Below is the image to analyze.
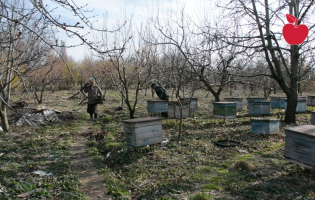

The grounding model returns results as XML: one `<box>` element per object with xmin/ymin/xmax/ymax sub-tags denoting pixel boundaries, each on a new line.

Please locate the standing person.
<box><xmin>151</xmin><ymin>83</ymin><xmax>169</xmax><ymax>117</ymax></box>
<box><xmin>80</xmin><ymin>78</ymin><xmax>103</xmax><ymax>121</ymax></box>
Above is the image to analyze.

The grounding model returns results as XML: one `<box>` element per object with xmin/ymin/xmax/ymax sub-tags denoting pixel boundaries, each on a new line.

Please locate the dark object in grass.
<box><xmin>215</xmin><ymin>140</ymin><xmax>241</xmax><ymax>148</ymax></box>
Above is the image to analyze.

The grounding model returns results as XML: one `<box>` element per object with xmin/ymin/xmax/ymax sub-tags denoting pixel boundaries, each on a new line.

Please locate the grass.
<box><xmin>0</xmin><ymin>115</ymin><xmax>86</xmax><ymax>199</ymax></box>
<box><xmin>2</xmin><ymin>89</ymin><xmax>315</xmax><ymax>199</ymax></box>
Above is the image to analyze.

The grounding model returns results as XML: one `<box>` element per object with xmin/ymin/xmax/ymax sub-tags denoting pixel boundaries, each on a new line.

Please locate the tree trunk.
<box><xmin>285</xmin><ymin>93</ymin><xmax>297</xmax><ymax>123</ymax></box>
<box><xmin>214</xmin><ymin>94</ymin><xmax>220</xmax><ymax>102</ymax></box>
<box><xmin>0</xmin><ymin>106</ymin><xmax>9</xmax><ymax>132</ymax></box>
<box><xmin>129</xmin><ymin>109</ymin><xmax>135</xmax><ymax>119</ymax></box>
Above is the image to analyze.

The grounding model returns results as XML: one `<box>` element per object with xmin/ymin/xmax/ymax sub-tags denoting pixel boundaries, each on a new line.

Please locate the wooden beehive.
<box><xmin>307</xmin><ymin>96</ymin><xmax>315</xmax><ymax>106</ymax></box>
<box><xmin>168</xmin><ymin>101</ymin><xmax>190</xmax><ymax>119</ymax></box>
<box><xmin>284</xmin><ymin>125</ymin><xmax>315</xmax><ymax>167</ymax></box>
<box><xmin>224</xmin><ymin>98</ymin><xmax>243</xmax><ymax>112</ymax></box>
<box><xmin>213</xmin><ymin>102</ymin><xmax>237</xmax><ymax>119</ymax></box>
<box><xmin>251</xmin><ymin>119</ymin><xmax>280</xmax><ymax>134</ymax></box>
<box><xmin>246</xmin><ymin>97</ymin><xmax>265</xmax><ymax>107</ymax></box>
<box><xmin>180</xmin><ymin>98</ymin><xmax>198</xmax><ymax>112</ymax></box>
<box><xmin>270</xmin><ymin>97</ymin><xmax>286</xmax><ymax>109</ymax></box>
<box><xmin>284</xmin><ymin>98</ymin><xmax>306</xmax><ymax>113</ymax></box>
<box><xmin>311</xmin><ymin>112</ymin><xmax>315</xmax><ymax>125</ymax></box>
<box><xmin>248</xmin><ymin>101</ymin><xmax>271</xmax><ymax>116</ymax></box>
<box><xmin>147</xmin><ymin>100</ymin><xmax>167</xmax><ymax>113</ymax></box>
<box><xmin>123</xmin><ymin>117</ymin><xmax>163</xmax><ymax>148</ymax></box>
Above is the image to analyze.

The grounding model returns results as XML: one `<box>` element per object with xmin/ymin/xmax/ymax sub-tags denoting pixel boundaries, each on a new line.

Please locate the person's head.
<box><xmin>151</xmin><ymin>83</ymin><xmax>156</xmax><ymax>89</ymax></box>
<box><xmin>89</xmin><ymin>78</ymin><xmax>95</xmax><ymax>86</ymax></box>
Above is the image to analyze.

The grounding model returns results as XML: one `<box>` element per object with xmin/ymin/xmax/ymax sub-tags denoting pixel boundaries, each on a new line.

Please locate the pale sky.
<box><xmin>44</xmin><ymin>0</ymin><xmax>215</xmax><ymax>61</ymax></box>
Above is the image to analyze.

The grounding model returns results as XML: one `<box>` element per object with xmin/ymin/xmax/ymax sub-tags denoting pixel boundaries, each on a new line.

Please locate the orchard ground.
<box><xmin>1</xmin><ymin>89</ymin><xmax>315</xmax><ymax>200</ymax></box>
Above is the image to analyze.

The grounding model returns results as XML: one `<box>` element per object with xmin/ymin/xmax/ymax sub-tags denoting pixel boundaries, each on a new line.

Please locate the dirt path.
<box><xmin>70</xmin><ymin>125</ymin><xmax>111</xmax><ymax>200</ymax></box>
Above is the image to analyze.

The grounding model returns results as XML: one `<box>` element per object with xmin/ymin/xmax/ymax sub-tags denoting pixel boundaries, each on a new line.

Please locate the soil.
<box><xmin>70</xmin><ymin>123</ymin><xmax>112</xmax><ymax>200</ymax></box>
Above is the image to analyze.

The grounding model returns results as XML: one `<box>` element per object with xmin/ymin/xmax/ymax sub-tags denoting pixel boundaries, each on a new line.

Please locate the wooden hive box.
<box><xmin>213</xmin><ymin>102</ymin><xmax>237</xmax><ymax>119</ymax></box>
<box><xmin>248</xmin><ymin>101</ymin><xmax>271</xmax><ymax>116</ymax></box>
<box><xmin>180</xmin><ymin>98</ymin><xmax>198</xmax><ymax>112</ymax></box>
<box><xmin>168</xmin><ymin>101</ymin><xmax>190</xmax><ymax>119</ymax></box>
<box><xmin>284</xmin><ymin>98</ymin><xmax>306</xmax><ymax>113</ymax></box>
<box><xmin>224</xmin><ymin>98</ymin><xmax>243</xmax><ymax>112</ymax></box>
<box><xmin>246</xmin><ymin>97</ymin><xmax>265</xmax><ymax>107</ymax></box>
<box><xmin>147</xmin><ymin>100</ymin><xmax>167</xmax><ymax>113</ymax></box>
<box><xmin>311</xmin><ymin>112</ymin><xmax>315</xmax><ymax>125</ymax></box>
<box><xmin>122</xmin><ymin>117</ymin><xmax>163</xmax><ymax>148</ymax></box>
<box><xmin>251</xmin><ymin>119</ymin><xmax>280</xmax><ymax>134</ymax></box>
<box><xmin>270</xmin><ymin>97</ymin><xmax>286</xmax><ymax>109</ymax></box>
<box><xmin>284</xmin><ymin>125</ymin><xmax>315</xmax><ymax>167</ymax></box>
<box><xmin>307</xmin><ymin>96</ymin><xmax>315</xmax><ymax>106</ymax></box>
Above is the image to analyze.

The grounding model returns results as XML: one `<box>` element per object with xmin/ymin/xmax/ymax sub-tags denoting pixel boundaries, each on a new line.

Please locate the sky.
<box><xmin>44</xmin><ymin>0</ymin><xmax>215</xmax><ymax>61</ymax></box>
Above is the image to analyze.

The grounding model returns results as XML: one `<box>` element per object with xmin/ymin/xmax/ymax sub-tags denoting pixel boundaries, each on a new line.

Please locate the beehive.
<box><xmin>311</xmin><ymin>112</ymin><xmax>315</xmax><ymax>125</ymax></box>
<box><xmin>270</xmin><ymin>97</ymin><xmax>286</xmax><ymax>109</ymax></box>
<box><xmin>213</xmin><ymin>102</ymin><xmax>237</xmax><ymax>119</ymax></box>
<box><xmin>224</xmin><ymin>98</ymin><xmax>243</xmax><ymax>112</ymax></box>
<box><xmin>180</xmin><ymin>98</ymin><xmax>198</xmax><ymax>112</ymax></box>
<box><xmin>307</xmin><ymin>96</ymin><xmax>315</xmax><ymax>106</ymax></box>
<box><xmin>147</xmin><ymin>100</ymin><xmax>167</xmax><ymax>113</ymax></box>
<box><xmin>248</xmin><ymin>101</ymin><xmax>271</xmax><ymax>116</ymax></box>
<box><xmin>123</xmin><ymin>117</ymin><xmax>163</xmax><ymax>148</ymax></box>
<box><xmin>168</xmin><ymin>101</ymin><xmax>190</xmax><ymax>119</ymax></box>
<box><xmin>284</xmin><ymin>98</ymin><xmax>306</xmax><ymax>113</ymax></box>
<box><xmin>246</xmin><ymin>97</ymin><xmax>265</xmax><ymax>107</ymax></box>
<box><xmin>251</xmin><ymin>119</ymin><xmax>280</xmax><ymax>134</ymax></box>
<box><xmin>284</xmin><ymin>125</ymin><xmax>315</xmax><ymax>167</ymax></box>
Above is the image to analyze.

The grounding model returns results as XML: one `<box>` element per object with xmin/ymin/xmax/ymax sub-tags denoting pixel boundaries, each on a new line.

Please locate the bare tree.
<box><xmin>0</xmin><ymin>0</ymin><xmax>56</xmax><ymax>131</ymax></box>
<box><xmin>218</xmin><ymin>0</ymin><xmax>315</xmax><ymax>123</ymax></box>
<box><xmin>98</xmin><ymin>18</ymin><xmax>155</xmax><ymax>119</ymax></box>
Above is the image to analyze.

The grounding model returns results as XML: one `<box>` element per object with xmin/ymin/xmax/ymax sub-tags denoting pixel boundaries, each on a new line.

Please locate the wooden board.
<box><xmin>307</xmin><ymin>96</ymin><xmax>315</xmax><ymax>106</ymax></box>
<box><xmin>213</xmin><ymin>102</ymin><xmax>237</xmax><ymax>119</ymax></box>
<box><xmin>284</xmin><ymin>125</ymin><xmax>315</xmax><ymax>167</ymax></box>
<box><xmin>224</xmin><ymin>98</ymin><xmax>243</xmax><ymax>112</ymax></box>
<box><xmin>147</xmin><ymin>101</ymin><xmax>167</xmax><ymax>113</ymax></box>
<box><xmin>248</xmin><ymin>102</ymin><xmax>271</xmax><ymax>116</ymax></box>
<box><xmin>124</xmin><ymin>124</ymin><xmax>162</xmax><ymax>135</ymax></box>
<box><xmin>180</xmin><ymin>98</ymin><xmax>198</xmax><ymax>111</ymax></box>
<box><xmin>246</xmin><ymin>98</ymin><xmax>265</xmax><ymax>107</ymax></box>
<box><xmin>251</xmin><ymin>119</ymin><xmax>279</xmax><ymax>134</ymax></box>
<box><xmin>270</xmin><ymin>97</ymin><xmax>286</xmax><ymax>109</ymax></box>
<box><xmin>284</xmin><ymin>99</ymin><xmax>307</xmax><ymax>113</ymax></box>
<box><xmin>123</xmin><ymin>117</ymin><xmax>163</xmax><ymax>148</ymax></box>
<box><xmin>168</xmin><ymin>102</ymin><xmax>190</xmax><ymax>119</ymax></box>
<box><xmin>311</xmin><ymin>112</ymin><xmax>315</xmax><ymax>125</ymax></box>
<box><xmin>284</xmin><ymin>157</ymin><xmax>314</xmax><ymax>169</ymax></box>
<box><xmin>125</xmin><ymin>135</ymin><xmax>164</xmax><ymax>148</ymax></box>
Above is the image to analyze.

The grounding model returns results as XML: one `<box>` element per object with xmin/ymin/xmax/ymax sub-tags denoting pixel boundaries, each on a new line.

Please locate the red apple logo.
<box><xmin>283</xmin><ymin>14</ymin><xmax>309</xmax><ymax>45</ymax></box>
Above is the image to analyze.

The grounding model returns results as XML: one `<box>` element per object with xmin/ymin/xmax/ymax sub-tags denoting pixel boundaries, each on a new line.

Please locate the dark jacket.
<box><xmin>154</xmin><ymin>85</ymin><xmax>169</xmax><ymax>100</ymax></box>
<box><xmin>83</xmin><ymin>85</ymin><xmax>103</xmax><ymax>104</ymax></box>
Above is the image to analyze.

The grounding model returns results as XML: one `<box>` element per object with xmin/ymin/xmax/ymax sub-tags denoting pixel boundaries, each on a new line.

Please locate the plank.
<box><xmin>284</xmin><ymin>157</ymin><xmax>314</xmax><ymax>169</ymax></box>
<box><xmin>285</xmin><ymin>125</ymin><xmax>315</xmax><ymax>138</ymax></box>
<box><xmin>286</xmin><ymin>136</ymin><xmax>315</xmax><ymax>154</ymax></box>
<box><xmin>123</xmin><ymin>117</ymin><xmax>162</xmax><ymax>123</ymax></box>
<box><xmin>124</xmin><ymin>124</ymin><xmax>162</xmax><ymax>135</ymax></box>
<box><xmin>284</xmin><ymin>147</ymin><xmax>315</xmax><ymax>167</ymax></box>
<box><xmin>123</xmin><ymin>118</ymin><xmax>162</xmax><ymax>128</ymax></box>
<box><xmin>126</xmin><ymin>136</ymin><xmax>164</xmax><ymax>148</ymax></box>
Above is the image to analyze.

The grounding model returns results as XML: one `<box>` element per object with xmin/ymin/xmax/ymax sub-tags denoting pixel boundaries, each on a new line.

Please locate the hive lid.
<box><xmin>180</xmin><ymin>98</ymin><xmax>197</xmax><ymax>100</ymax></box>
<box><xmin>213</xmin><ymin>102</ymin><xmax>237</xmax><ymax>104</ymax></box>
<box><xmin>122</xmin><ymin>117</ymin><xmax>163</xmax><ymax>123</ymax></box>
<box><xmin>224</xmin><ymin>98</ymin><xmax>243</xmax><ymax>100</ymax></box>
<box><xmin>250</xmin><ymin>118</ymin><xmax>280</xmax><ymax>122</ymax></box>
<box><xmin>168</xmin><ymin>101</ymin><xmax>189</xmax><ymax>105</ymax></box>
<box><xmin>147</xmin><ymin>100</ymin><xmax>167</xmax><ymax>102</ymax></box>
<box><xmin>285</xmin><ymin>125</ymin><xmax>315</xmax><ymax>136</ymax></box>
